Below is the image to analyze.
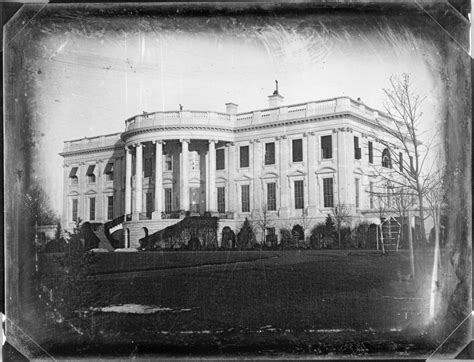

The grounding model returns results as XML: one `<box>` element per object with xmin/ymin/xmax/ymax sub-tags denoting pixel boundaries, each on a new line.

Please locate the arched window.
<box><xmin>382</xmin><ymin>148</ymin><xmax>392</xmax><ymax>168</ymax></box>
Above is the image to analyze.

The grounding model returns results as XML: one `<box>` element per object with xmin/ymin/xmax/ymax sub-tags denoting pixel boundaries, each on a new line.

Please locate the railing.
<box><xmin>63</xmin><ymin>133</ymin><xmax>123</xmax><ymax>152</ymax></box>
<box><xmin>120</xmin><ymin>97</ymin><xmax>392</xmax><ymax>134</ymax></box>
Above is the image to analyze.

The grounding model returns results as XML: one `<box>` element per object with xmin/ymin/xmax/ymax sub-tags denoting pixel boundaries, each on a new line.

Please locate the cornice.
<box><xmin>121</xmin><ymin>124</ymin><xmax>234</xmax><ymax>141</ymax></box>
<box><xmin>59</xmin><ymin>145</ymin><xmax>125</xmax><ymax>158</ymax></box>
<box><xmin>61</xmin><ymin>110</ymin><xmax>412</xmax><ymax>157</ymax></box>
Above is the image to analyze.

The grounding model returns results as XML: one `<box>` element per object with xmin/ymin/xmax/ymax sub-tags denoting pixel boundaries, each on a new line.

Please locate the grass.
<box><xmin>33</xmin><ymin>249</ymin><xmax>441</xmax><ymax>358</ymax></box>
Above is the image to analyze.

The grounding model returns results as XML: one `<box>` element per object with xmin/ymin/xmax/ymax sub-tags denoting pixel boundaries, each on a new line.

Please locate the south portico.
<box><xmin>123</xmin><ymin>136</ymin><xmax>227</xmax><ymax>244</ymax></box>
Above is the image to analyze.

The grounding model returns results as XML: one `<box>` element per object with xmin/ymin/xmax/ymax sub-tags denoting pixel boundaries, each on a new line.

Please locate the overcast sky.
<box><xmin>12</xmin><ymin>12</ymin><xmax>446</xmax><ymax>213</ymax></box>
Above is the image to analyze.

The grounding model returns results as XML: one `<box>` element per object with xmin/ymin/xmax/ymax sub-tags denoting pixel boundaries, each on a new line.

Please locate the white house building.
<box><xmin>60</xmin><ymin>92</ymin><xmax>414</xmax><ymax>247</ymax></box>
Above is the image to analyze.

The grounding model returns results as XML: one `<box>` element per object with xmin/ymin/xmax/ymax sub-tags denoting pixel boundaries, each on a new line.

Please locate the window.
<box><xmin>266</xmin><ymin>227</ymin><xmax>277</xmax><ymax>244</ymax></box>
<box><xmin>382</xmin><ymin>148</ymin><xmax>392</xmax><ymax>168</ymax></box>
<box><xmin>369</xmin><ymin>182</ymin><xmax>374</xmax><ymax>209</ymax></box>
<box><xmin>323</xmin><ymin>178</ymin><xmax>334</xmax><ymax>208</ymax></box>
<box><xmin>217</xmin><ymin>187</ymin><xmax>225</xmax><ymax>213</ymax></box>
<box><xmin>321</xmin><ymin>135</ymin><xmax>332</xmax><ymax>159</ymax></box>
<box><xmin>267</xmin><ymin>182</ymin><xmax>276</xmax><ymax>211</ymax></box>
<box><xmin>144</xmin><ymin>157</ymin><xmax>153</xmax><ymax>177</ymax></box>
<box><xmin>69</xmin><ymin>167</ymin><xmax>79</xmax><ymax>185</ymax></box>
<box><xmin>294</xmin><ymin>180</ymin><xmax>304</xmax><ymax>209</ymax></box>
<box><xmin>240</xmin><ymin>146</ymin><xmax>249</xmax><ymax>168</ymax></box>
<box><xmin>409</xmin><ymin>155</ymin><xmax>414</xmax><ymax>172</ymax></box>
<box><xmin>216</xmin><ymin>149</ymin><xmax>225</xmax><ymax>170</ymax></box>
<box><xmin>165</xmin><ymin>154</ymin><xmax>173</xmax><ymax>171</ymax></box>
<box><xmin>86</xmin><ymin>165</ymin><xmax>96</xmax><ymax>183</ymax></box>
<box><xmin>145</xmin><ymin>192</ymin><xmax>153</xmax><ymax>217</ymax></box>
<box><xmin>72</xmin><ymin>199</ymin><xmax>78</xmax><ymax>222</ymax></box>
<box><xmin>265</xmin><ymin>142</ymin><xmax>275</xmax><ymax>165</ymax></box>
<box><xmin>399</xmin><ymin>152</ymin><xmax>403</xmax><ymax>172</ymax></box>
<box><xmin>241</xmin><ymin>184</ymin><xmax>250</xmax><ymax>212</ymax></box>
<box><xmin>104</xmin><ymin>163</ymin><xmax>114</xmax><ymax>181</ymax></box>
<box><xmin>107</xmin><ymin>196</ymin><xmax>114</xmax><ymax>220</ymax></box>
<box><xmin>354</xmin><ymin>136</ymin><xmax>361</xmax><ymax>160</ymax></box>
<box><xmin>89</xmin><ymin>197</ymin><xmax>96</xmax><ymax>221</ymax></box>
<box><xmin>355</xmin><ymin>178</ymin><xmax>360</xmax><ymax>208</ymax></box>
<box><xmin>292</xmin><ymin>139</ymin><xmax>303</xmax><ymax>162</ymax></box>
<box><xmin>164</xmin><ymin>188</ymin><xmax>172</xmax><ymax>213</ymax></box>
<box><xmin>368</xmin><ymin>141</ymin><xmax>373</xmax><ymax>164</ymax></box>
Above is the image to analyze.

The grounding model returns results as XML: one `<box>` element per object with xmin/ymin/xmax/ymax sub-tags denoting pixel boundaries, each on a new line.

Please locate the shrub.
<box><xmin>279</xmin><ymin>228</ymin><xmax>294</xmax><ymax>249</ymax></box>
<box><xmin>236</xmin><ymin>218</ymin><xmax>256</xmax><ymax>250</ymax></box>
<box><xmin>139</xmin><ymin>216</ymin><xmax>218</xmax><ymax>250</ymax></box>
<box><xmin>221</xmin><ymin>226</ymin><xmax>236</xmax><ymax>249</ymax></box>
<box><xmin>339</xmin><ymin>226</ymin><xmax>354</xmax><ymax>249</ymax></box>
<box><xmin>310</xmin><ymin>223</ymin><xmax>325</xmax><ymax>249</ymax></box>
<box><xmin>353</xmin><ymin>223</ymin><xmax>371</xmax><ymax>249</ymax></box>
<box><xmin>325</xmin><ymin>215</ymin><xmax>336</xmax><ymax>237</ymax></box>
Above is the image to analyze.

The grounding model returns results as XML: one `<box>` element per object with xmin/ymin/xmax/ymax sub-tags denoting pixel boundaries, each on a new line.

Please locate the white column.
<box><xmin>336</xmin><ymin>129</ymin><xmax>352</xmax><ymax>209</ymax></box>
<box><xmin>125</xmin><ymin>146</ymin><xmax>132</xmax><ymax>216</ymax></box>
<box><xmin>180</xmin><ymin>139</ymin><xmax>189</xmax><ymax>211</ymax></box>
<box><xmin>278</xmin><ymin>135</ymin><xmax>290</xmax><ymax>217</ymax></box>
<box><xmin>251</xmin><ymin>139</ymin><xmax>262</xmax><ymax>215</ymax></box>
<box><xmin>307</xmin><ymin>131</ymin><xmax>317</xmax><ymax>213</ymax></box>
<box><xmin>227</xmin><ymin>143</ymin><xmax>235</xmax><ymax>213</ymax></box>
<box><xmin>134</xmin><ymin>142</ymin><xmax>143</xmax><ymax>218</ymax></box>
<box><xmin>208</xmin><ymin>140</ymin><xmax>217</xmax><ymax>213</ymax></box>
<box><xmin>153</xmin><ymin>140</ymin><xmax>163</xmax><ymax>219</ymax></box>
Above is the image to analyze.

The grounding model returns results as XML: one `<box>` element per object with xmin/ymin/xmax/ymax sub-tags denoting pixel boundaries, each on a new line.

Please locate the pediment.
<box><xmin>68</xmin><ymin>191</ymin><xmax>80</xmax><ymax>197</ymax></box>
<box><xmin>235</xmin><ymin>174</ymin><xmax>252</xmax><ymax>182</ymax></box>
<box><xmin>316</xmin><ymin>166</ymin><xmax>336</xmax><ymax>174</ymax></box>
<box><xmin>287</xmin><ymin>169</ymin><xmax>306</xmax><ymax>178</ymax></box>
<box><xmin>261</xmin><ymin>172</ymin><xmax>279</xmax><ymax>180</ymax></box>
<box><xmin>85</xmin><ymin>189</ymin><xmax>97</xmax><ymax>195</ymax></box>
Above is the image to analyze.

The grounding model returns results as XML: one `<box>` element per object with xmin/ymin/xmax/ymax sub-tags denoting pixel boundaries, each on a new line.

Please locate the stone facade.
<box><xmin>60</xmin><ymin>95</ymin><xmax>414</xmax><ymax>247</ymax></box>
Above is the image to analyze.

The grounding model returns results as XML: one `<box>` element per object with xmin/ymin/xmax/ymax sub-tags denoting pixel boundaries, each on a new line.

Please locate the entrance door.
<box><xmin>189</xmin><ymin>187</ymin><xmax>201</xmax><ymax>213</ymax></box>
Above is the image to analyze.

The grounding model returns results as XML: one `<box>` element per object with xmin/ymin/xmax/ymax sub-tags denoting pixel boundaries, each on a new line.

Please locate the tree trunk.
<box><xmin>418</xmin><ymin>189</ymin><xmax>427</xmax><ymax>244</ymax></box>
<box><xmin>407</xmin><ymin>210</ymin><xmax>415</xmax><ymax>278</ymax></box>
<box><xmin>429</xmin><ymin>207</ymin><xmax>440</xmax><ymax>319</ymax></box>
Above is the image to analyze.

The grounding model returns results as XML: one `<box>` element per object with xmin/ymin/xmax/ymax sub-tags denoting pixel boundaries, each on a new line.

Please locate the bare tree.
<box><xmin>332</xmin><ymin>203</ymin><xmax>351</xmax><ymax>249</ymax></box>
<box><xmin>377</xmin><ymin>73</ymin><xmax>436</xmax><ymax>243</ymax></box>
<box><xmin>391</xmin><ymin>182</ymin><xmax>417</xmax><ymax>277</ymax></box>
<box><xmin>251</xmin><ymin>203</ymin><xmax>274</xmax><ymax>247</ymax></box>
<box><xmin>424</xmin><ymin>159</ymin><xmax>447</xmax><ymax>318</ymax></box>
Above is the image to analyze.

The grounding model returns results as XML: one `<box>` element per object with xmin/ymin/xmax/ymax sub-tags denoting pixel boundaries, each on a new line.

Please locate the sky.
<box><xmin>8</xmin><ymin>9</ymin><xmax>447</xmax><ymax>214</ymax></box>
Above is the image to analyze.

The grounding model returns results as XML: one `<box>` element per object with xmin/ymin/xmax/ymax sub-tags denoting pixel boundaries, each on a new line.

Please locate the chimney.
<box><xmin>225</xmin><ymin>102</ymin><xmax>238</xmax><ymax>115</ymax></box>
<box><xmin>268</xmin><ymin>79</ymin><xmax>284</xmax><ymax>108</ymax></box>
<box><xmin>268</xmin><ymin>93</ymin><xmax>284</xmax><ymax>108</ymax></box>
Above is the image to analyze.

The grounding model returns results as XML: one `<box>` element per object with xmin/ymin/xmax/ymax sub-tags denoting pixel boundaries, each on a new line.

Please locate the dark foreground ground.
<box><xmin>28</xmin><ymin>249</ymin><xmax>452</xmax><ymax>358</ymax></box>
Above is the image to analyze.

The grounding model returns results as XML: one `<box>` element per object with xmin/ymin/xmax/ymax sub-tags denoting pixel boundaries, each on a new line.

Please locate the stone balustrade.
<box><xmin>62</xmin><ymin>132</ymin><xmax>123</xmax><ymax>153</ymax></box>
<box><xmin>123</xmin><ymin>97</ymin><xmax>392</xmax><ymax>134</ymax></box>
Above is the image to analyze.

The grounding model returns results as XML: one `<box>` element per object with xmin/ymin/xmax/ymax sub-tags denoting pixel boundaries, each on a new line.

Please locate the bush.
<box><xmin>221</xmin><ymin>226</ymin><xmax>236</xmax><ymax>249</ymax></box>
<box><xmin>339</xmin><ymin>226</ymin><xmax>354</xmax><ymax>249</ymax></box>
<box><xmin>236</xmin><ymin>218</ymin><xmax>256</xmax><ymax>250</ymax></box>
<box><xmin>279</xmin><ymin>228</ymin><xmax>294</xmax><ymax>249</ymax></box>
<box><xmin>310</xmin><ymin>224</ymin><xmax>325</xmax><ymax>249</ymax></box>
<box><xmin>36</xmin><ymin>219</ymin><xmax>101</xmax><ymax>339</ymax></box>
<box><xmin>353</xmin><ymin>223</ymin><xmax>371</xmax><ymax>249</ymax></box>
<box><xmin>139</xmin><ymin>216</ymin><xmax>218</xmax><ymax>251</ymax></box>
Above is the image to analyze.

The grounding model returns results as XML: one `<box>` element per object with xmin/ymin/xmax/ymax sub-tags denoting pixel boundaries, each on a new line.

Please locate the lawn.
<box><xmin>34</xmin><ymin>249</ymin><xmax>439</xmax><ymax>358</ymax></box>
